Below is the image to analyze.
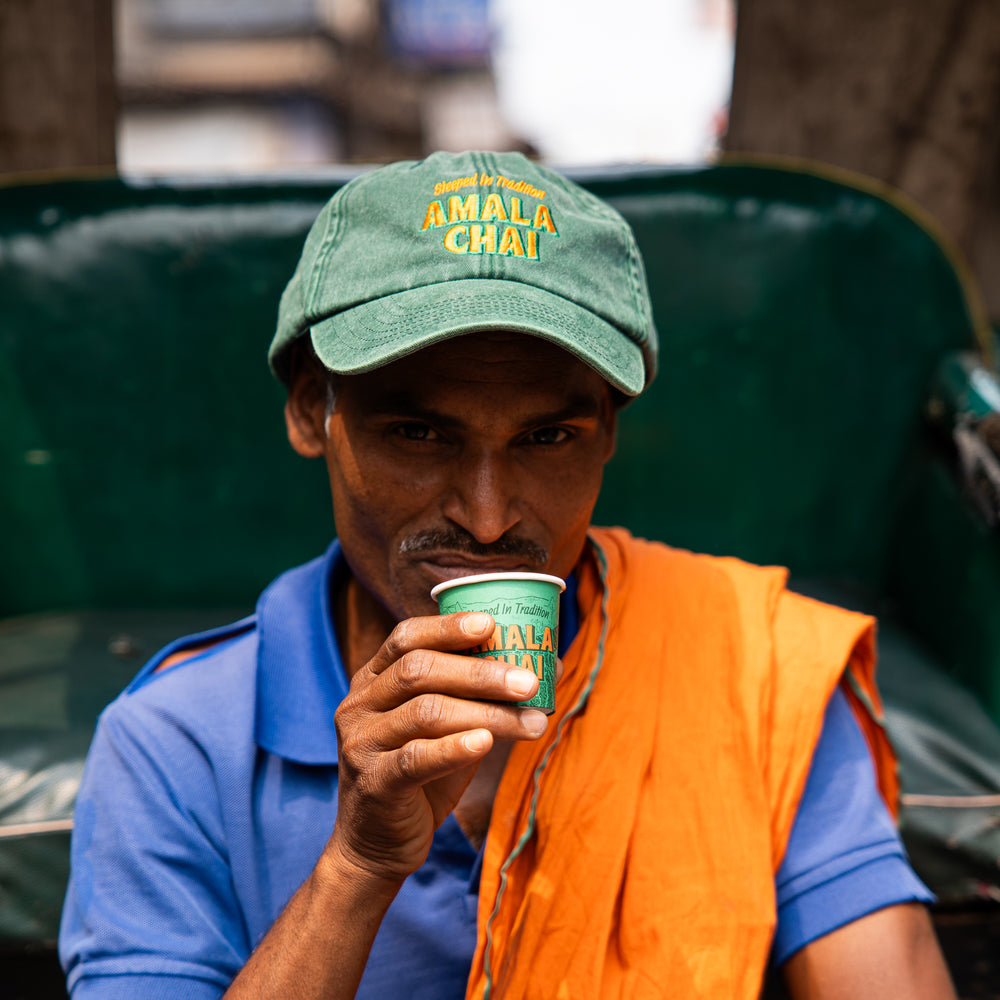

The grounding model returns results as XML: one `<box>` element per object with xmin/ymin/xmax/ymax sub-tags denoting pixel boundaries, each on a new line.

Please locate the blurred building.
<box><xmin>116</xmin><ymin>0</ymin><xmax>519</xmax><ymax>171</ymax></box>
<box><xmin>115</xmin><ymin>0</ymin><xmax>734</xmax><ymax>174</ymax></box>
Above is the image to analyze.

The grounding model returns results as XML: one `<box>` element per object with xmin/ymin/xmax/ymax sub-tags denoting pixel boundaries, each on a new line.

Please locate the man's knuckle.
<box><xmin>395</xmin><ymin>741</ymin><xmax>421</xmax><ymax>779</ymax></box>
<box><xmin>333</xmin><ymin>708</ymin><xmax>351</xmax><ymax>740</ymax></box>
<box><xmin>484</xmin><ymin>701</ymin><xmax>524</xmax><ymax>734</ymax></box>
<box><xmin>410</xmin><ymin>693</ymin><xmax>446</xmax><ymax>729</ymax></box>
<box><xmin>337</xmin><ymin>682</ymin><xmax>369</xmax><ymax>716</ymax></box>
<box><xmin>334</xmin><ymin>698</ymin><xmax>364</xmax><ymax>735</ymax></box>
<box><xmin>337</xmin><ymin>730</ymin><xmax>367</xmax><ymax>768</ymax></box>
<box><xmin>396</xmin><ymin>650</ymin><xmax>432</xmax><ymax>689</ymax></box>
<box><xmin>480</xmin><ymin>701</ymin><xmax>507</xmax><ymax>727</ymax></box>
<box><xmin>384</xmin><ymin>619</ymin><xmax>418</xmax><ymax>659</ymax></box>
<box><xmin>472</xmin><ymin>656</ymin><xmax>504</xmax><ymax>686</ymax></box>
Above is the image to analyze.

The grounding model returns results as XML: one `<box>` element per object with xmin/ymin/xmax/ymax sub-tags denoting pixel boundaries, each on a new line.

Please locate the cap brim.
<box><xmin>307</xmin><ymin>278</ymin><xmax>646</xmax><ymax>396</ymax></box>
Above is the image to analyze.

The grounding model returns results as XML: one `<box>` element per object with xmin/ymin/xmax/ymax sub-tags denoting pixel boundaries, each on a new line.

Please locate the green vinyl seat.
<box><xmin>2</xmin><ymin>160</ymin><xmax>1000</xmax><ymax>954</ymax></box>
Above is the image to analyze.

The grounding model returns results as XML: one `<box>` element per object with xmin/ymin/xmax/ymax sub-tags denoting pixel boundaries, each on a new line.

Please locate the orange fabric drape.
<box><xmin>466</xmin><ymin>528</ymin><xmax>896</xmax><ymax>1000</ymax></box>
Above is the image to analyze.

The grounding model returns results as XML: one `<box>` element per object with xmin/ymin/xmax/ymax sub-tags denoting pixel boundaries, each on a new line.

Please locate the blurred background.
<box><xmin>25</xmin><ymin>0</ymin><xmax>735</xmax><ymax>172</ymax></box>
<box><xmin>4</xmin><ymin>6</ymin><xmax>1000</xmax><ymax>995</ymax></box>
<box><xmin>2</xmin><ymin>0</ymin><xmax>997</xmax><ymax>317</ymax></box>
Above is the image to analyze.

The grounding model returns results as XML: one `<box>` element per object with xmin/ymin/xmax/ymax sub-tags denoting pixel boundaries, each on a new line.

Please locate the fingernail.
<box><xmin>464</xmin><ymin>730</ymin><xmax>490</xmax><ymax>752</ymax></box>
<box><xmin>507</xmin><ymin>669</ymin><xmax>537</xmax><ymax>697</ymax></box>
<box><xmin>462</xmin><ymin>613</ymin><xmax>493</xmax><ymax>636</ymax></box>
<box><xmin>522</xmin><ymin>710</ymin><xmax>548</xmax><ymax>736</ymax></box>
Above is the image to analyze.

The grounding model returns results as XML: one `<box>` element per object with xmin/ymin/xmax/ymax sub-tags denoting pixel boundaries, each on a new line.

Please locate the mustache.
<box><xmin>399</xmin><ymin>528</ymin><xmax>548</xmax><ymax>565</ymax></box>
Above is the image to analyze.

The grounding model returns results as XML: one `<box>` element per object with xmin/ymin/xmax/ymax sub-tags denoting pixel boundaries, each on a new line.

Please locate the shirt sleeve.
<box><xmin>70</xmin><ymin>974</ymin><xmax>224</xmax><ymax>1000</ymax></box>
<box><xmin>59</xmin><ymin>691</ymin><xmax>248</xmax><ymax>998</ymax></box>
<box><xmin>772</xmin><ymin>685</ymin><xmax>933</xmax><ymax>965</ymax></box>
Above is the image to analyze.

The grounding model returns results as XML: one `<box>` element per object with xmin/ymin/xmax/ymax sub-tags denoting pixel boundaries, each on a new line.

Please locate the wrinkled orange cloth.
<box><xmin>466</xmin><ymin>528</ymin><xmax>897</xmax><ymax>1000</ymax></box>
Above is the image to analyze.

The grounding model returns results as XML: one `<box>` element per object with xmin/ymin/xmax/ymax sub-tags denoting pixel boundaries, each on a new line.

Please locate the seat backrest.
<box><xmin>585</xmin><ymin>163</ymin><xmax>985</xmax><ymax>587</ymax></box>
<box><xmin>0</xmin><ymin>162</ymin><xmax>984</xmax><ymax>618</ymax></box>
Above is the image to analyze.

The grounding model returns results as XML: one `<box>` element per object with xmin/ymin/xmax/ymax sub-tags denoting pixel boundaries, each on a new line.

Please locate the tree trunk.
<box><xmin>725</xmin><ymin>0</ymin><xmax>1000</xmax><ymax>320</ymax></box>
<box><xmin>0</xmin><ymin>0</ymin><xmax>116</xmax><ymax>173</ymax></box>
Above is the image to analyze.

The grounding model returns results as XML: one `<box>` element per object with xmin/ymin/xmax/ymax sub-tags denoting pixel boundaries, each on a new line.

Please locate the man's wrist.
<box><xmin>313</xmin><ymin>833</ymin><xmax>409</xmax><ymax>910</ymax></box>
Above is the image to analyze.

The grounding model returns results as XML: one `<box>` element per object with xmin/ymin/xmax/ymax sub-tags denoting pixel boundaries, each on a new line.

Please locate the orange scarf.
<box><xmin>466</xmin><ymin>528</ymin><xmax>896</xmax><ymax>1000</ymax></box>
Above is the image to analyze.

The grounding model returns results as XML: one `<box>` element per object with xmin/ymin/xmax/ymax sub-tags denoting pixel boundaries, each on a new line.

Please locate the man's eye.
<box><xmin>396</xmin><ymin>423</ymin><xmax>439</xmax><ymax>442</ymax></box>
<box><xmin>526</xmin><ymin>426</ymin><xmax>570</xmax><ymax>445</ymax></box>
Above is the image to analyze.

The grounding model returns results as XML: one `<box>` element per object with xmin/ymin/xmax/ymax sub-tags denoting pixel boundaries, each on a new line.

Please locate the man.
<box><xmin>60</xmin><ymin>150</ymin><xmax>955</xmax><ymax>999</ymax></box>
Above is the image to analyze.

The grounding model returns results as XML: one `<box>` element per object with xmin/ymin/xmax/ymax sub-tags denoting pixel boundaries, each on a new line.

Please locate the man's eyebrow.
<box><xmin>364</xmin><ymin>392</ymin><xmax>605</xmax><ymax>426</ymax></box>
<box><xmin>523</xmin><ymin>395</ymin><xmax>605</xmax><ymax>424</ymax></box>
<box><xmin>363</xmin><ymin>394</ymin><xmax>461</xmax><ymax>427</ymax></box>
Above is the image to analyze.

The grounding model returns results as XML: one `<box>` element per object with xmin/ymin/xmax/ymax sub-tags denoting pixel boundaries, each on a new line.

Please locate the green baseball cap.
<box><xmin>270</xmin><ymin>150</ymin><xmax>658</xmax><ymax>395</ymax></box>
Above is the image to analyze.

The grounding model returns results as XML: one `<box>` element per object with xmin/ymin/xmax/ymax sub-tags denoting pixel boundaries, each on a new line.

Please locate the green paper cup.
<box><xmin>430</xmin><ymin>572</ymin><xmax>565</xmax><ymax>714</ymax></box>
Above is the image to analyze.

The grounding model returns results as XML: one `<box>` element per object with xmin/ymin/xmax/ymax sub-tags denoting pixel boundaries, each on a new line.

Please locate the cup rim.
<box><xmin>430</xmin><ymin>571</ymin><xmax>567</xmax><ymax>601</ymax></box>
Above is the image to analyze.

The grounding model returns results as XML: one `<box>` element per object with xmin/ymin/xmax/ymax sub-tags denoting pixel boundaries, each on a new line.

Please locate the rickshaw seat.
<box><xmin>2</xmin><ymin>159</ymin><xmax>999</xmax><ymax>951</ymax></box>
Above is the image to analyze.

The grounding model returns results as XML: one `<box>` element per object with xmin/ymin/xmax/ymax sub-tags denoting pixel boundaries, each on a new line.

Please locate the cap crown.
<box><xmin>271</xmin><ymin>151</ymin><xmax>658</xmax><ymax>394</ymax></box>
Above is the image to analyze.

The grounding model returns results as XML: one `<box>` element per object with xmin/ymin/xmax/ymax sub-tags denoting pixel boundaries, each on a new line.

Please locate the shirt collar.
<box><xmin>254</xmin><ymin>539</ymin><xmax>349</xmax><ymax>765</ymax></box>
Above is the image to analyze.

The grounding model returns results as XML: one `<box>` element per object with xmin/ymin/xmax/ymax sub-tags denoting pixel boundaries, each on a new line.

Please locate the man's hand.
<box><xmin>327</xmin><ymin>610</ymin><xmax>548</xmax><ymax>885</ymax></box>
<box><xmin>225</xmin><ymin>610</ymin><xmax>546</xmax><ymax>1000</ymax></box>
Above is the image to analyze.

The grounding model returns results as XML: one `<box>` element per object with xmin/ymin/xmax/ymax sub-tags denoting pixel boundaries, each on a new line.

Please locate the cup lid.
<box><xmin>430</xmin><ymin>571</ymin><xmax>566</xmax><ymax>601</ymax></box>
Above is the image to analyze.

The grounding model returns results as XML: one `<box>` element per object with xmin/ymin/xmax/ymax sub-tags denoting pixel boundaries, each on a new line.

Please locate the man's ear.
<box><xmin>284</xmin><ymin>364</ymin><xmax>329</xmax><ymax>458</ymax></box>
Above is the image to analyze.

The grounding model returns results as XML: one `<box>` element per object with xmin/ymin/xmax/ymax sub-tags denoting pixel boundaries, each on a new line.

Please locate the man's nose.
<box><xmin>441</xmin><ymin>451</ymin><xmax>522</xmax><ymax>544</ymax></box>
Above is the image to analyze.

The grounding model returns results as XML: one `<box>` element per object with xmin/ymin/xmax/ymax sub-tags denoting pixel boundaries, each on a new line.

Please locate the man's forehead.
<box><xmin>335</xmin><ymin>331</ymin><xmax>614</xmax><ymax>414</ymax></box>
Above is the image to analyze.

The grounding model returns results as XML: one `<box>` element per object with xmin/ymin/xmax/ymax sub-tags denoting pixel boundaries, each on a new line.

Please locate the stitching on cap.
<box><xmin>600</xmin><ymin>195</ymin><xmax>649</xmax><ymax>354</ymax></box>
<box><xmin>578</xmin><ymin>189</ymin><xmax>650</xmax><ymax>356</ymax></box>
<box><xmin>306</xmin><ymin>176</ymin><xmax>356</xmax><ymax>311</ymax></box>
<box><xmin>627</xmin><ymin>235</ymin><xmax>649</xmax><ymax>350</ymax></box>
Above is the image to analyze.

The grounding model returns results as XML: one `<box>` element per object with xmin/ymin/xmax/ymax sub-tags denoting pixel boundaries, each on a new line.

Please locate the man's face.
<box><xmin>292</xmin><ymin>332</ymin><xmax>618</xmax><ymax>624</ymax></box>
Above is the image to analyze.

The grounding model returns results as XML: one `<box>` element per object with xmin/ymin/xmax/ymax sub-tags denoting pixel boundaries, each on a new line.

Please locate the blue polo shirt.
<box><xmin>60</xmin><ymin>541</ymin><xmax>931</xmax><ymax>998</ymax></box>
